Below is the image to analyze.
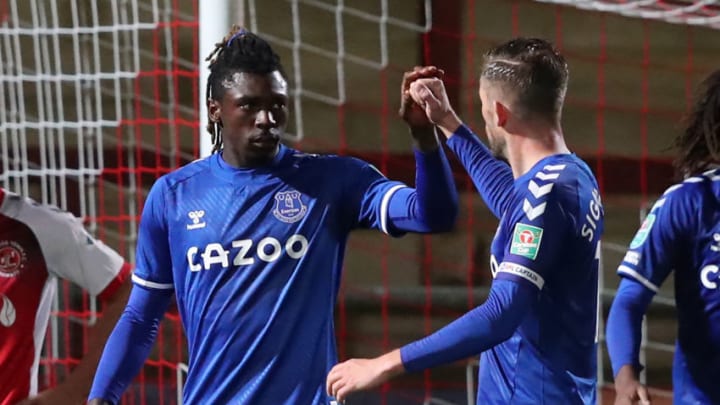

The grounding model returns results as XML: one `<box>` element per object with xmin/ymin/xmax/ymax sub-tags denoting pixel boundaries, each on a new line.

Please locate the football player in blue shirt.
<box><xmin>607</xmin><ymin>69</ymin><xmax>720</xmax><ymax>405</ymax></box>
<box><xmin>327</xmin><ymin>38</ymin><xmax>603</xmax><ymax>405</ymax></box>
<box><xmin>87</xmin><ymin>27</ymin><xmax>458</xmax><ymax>405</ymax></box>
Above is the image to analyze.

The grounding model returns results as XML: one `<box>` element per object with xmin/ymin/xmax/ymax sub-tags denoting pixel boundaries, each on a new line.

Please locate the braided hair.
<box><xmin>205</xmin><ymin>25</ymin><xmax>284</xmax><ymax>153</ymax></box>
<box><xmin>674</xmin><ymin>69</ymin><xmax>720</xmax><ymax>178</ymax></box>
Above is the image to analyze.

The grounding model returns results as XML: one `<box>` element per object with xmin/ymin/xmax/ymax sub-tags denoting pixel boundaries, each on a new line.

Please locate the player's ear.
<box><xmin>208</xmin><ymin>98</ymin><xmax>222</xmax><ymax>124</ymax></box>
<box><xmin>494</xmin><ymin>101</ymin><xmax>509</xmax><ymax>128</ymax></box>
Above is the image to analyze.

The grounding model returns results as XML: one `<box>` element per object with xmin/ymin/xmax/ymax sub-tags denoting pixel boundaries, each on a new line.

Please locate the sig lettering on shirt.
<box><xmin>581</xmin><ymin>188</ymin><xmax>603</xmax><ymax>242</ymax></box>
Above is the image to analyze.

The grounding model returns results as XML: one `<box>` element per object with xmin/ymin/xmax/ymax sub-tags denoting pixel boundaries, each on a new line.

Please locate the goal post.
<box><xmin>198</xmin><ymin>0</ymin><xmax>232</xmax><ymax>158</ymax></box>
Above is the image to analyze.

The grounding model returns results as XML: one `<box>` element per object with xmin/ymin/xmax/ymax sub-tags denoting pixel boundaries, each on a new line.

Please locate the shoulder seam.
<box><xmin>164</xmin><ymin>159</ymin><xmax>211</xmax><ymax>191</ymax></box>
<box><xmin>662</xmin><ymin>171</ymin><xmax>716</xmax><ymax>197</ymax></box>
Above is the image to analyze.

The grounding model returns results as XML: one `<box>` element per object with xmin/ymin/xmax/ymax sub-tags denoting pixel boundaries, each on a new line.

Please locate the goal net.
<box><xmin>2</xmin><ymin>0</ymin><xmax>720</xmax><ymax>404</ymax></box>
<box><xmin>1</xmin><ymin>0</ymin><xmax>197</xmax><ymax>402</ymax></box>
<box><xmin>536</xmin><ymin>0</ymin><xmax>720</xmax><ymax>28</ymax></box>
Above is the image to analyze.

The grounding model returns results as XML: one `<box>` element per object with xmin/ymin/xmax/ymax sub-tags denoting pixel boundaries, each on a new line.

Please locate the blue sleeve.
<box><xmin>445</xmin><ymin>124</ymin><xmax>515</xmax><ymax>219</ymax></box>
<box><xmin>400</xmin><ymin>279</ymin><xmax>536</xmax><ymax>371</ymax></box>
<box><xmin>617</xmin><ymin>184</ymin><xmax>693</xmax><ymax>292</ymax></box>
<box><xmin>88</xmin><ymin>285</ymin><xmax>173</xmax><ymax>404</ymax></box>
<box><xmin>606</xmin><ymin>278</ymin><xmax>655</xmax><ymax>377</ymax></box>
<box><xmin>495</xmin><ymin>192</ymin><xmax>569</xmax><ymax>291</ymax></box>
<box><xmin>386</xmin><ymin>146</ymin><xmax>458</xmax><ymax>233</ymax></box>
<box><xmin>131</xmin><ymin>178</ymin><xmax>174</xmax><ymax>290</ymax></box>
<box><xmin>346</xmin><ymin>146</ymin><xmax>458</xmax><ymax>235</ymax></box>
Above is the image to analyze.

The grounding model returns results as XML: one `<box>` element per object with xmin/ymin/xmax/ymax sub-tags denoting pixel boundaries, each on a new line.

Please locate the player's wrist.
<box><xmin>436</xmin><ymin>112</ymin><xmax>462</xmax><ymax>139</ymax></box>
<box><xmin>409</xmin><ymin>127</ymin><xmax>439</xmax><ymax>152</ymax></box>
<box><xmin>614</xmin><ymin>364</ymin><xmax>640</xmax><ymax>388</ymax></box>
<box><xmin>377</xmin><ymin>349</ymin><xmax>405</xmax><ymax>379</ymax></box>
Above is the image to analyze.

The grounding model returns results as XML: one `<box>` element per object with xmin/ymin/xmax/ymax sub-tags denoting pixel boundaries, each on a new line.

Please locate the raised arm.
<box><xmin>388</xmin><ymin>66</ymin><xmax>459</xmax><ymax>233</ymax></box>
<box><xmin>345</xmin><ymin>67</ymin><xmax>458</xmax><ymax>235</ymax></box>
<box><xmin>345</xmin><ymin>150</ymin><xmax>458</xmax><ymax>235</ymax></box>
<box><xmin>408</xmin><ymin>76</ymin><xmax>515</xmax><ymax>218</ymax></box>
<box><xmin>383</xmin><ymin>141</ymin><xmax>458</xmax><ymax>233</ymax></box>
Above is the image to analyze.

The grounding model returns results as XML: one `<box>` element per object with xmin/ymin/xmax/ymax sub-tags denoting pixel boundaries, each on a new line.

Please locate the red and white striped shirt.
<box><xmin>0</xmin><ymin>188</ymin><xmax>130</xmax><ymax>405</ymax></box>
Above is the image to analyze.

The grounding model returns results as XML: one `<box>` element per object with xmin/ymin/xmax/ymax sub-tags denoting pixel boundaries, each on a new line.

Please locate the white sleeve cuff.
<box><xmin>617</xmin><ymin>265</ymin><xmax>659</xmax><ymax>293</ymax></box>
<box><xmin>132</xmin><ymin>274</ymin><xmax>174</xmax><ymax>290</ymax></box>
<box><xmin>380</xmin><ymin>185</ymin><xmax>408</xmax><ymax>234</ymax></box>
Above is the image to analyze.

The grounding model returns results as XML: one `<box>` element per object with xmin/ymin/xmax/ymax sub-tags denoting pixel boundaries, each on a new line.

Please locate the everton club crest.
<box><xmin>273</xmin><ymin>190</ymin><xmax>307</xmax><ymax>223</ymax></box>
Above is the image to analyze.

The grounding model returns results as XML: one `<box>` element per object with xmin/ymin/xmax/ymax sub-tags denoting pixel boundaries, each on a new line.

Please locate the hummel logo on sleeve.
<box><xmin>535</xmin><ymin>172</ymin><xmax>559</xmax><ymax>181</ymax></box>
<box><xmin>528</xmin><ymin>180</ymin><xmax>554</xmax><ymax>199</ymax></box>
<box><xmin>534</xmin><ymin>165</ymin><xmax>566</xmax><ymax>181</ymax></box>
<box><xmin>523</xmin><ymin>199</ymin><xmax>547</xmax><ymax>221</ymax></box>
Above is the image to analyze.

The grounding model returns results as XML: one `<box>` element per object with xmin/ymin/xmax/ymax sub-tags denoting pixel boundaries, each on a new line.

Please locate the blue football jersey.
<box><xmin>481</xmin><ymin>154</ymin><xmax>602</xmax><ymax>404</ymax></box>
<box><xmin>618</xmin><ymin>168</ymin><xmax>720</xmax><ymax>404</ymax></box>
<box><xmin>131</xmin><ymin>146</ymin><xmax>409</xmax><ymax>404</ymax></box>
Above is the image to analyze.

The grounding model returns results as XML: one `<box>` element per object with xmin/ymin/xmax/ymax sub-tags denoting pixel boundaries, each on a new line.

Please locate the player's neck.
<box><xmin>221</xmin><ymin>147</ymin><xmax>280</xmax><ymax>169</ymax></box>
<box><xmin>506</xmin><ymin>126</ymin><xmax>569</xmax><ymax>179</ymax></box>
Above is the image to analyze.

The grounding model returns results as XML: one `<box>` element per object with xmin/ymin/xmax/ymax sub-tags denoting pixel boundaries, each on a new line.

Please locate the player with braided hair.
<box><xmin>87</xmin><ymin>27</ymin><xmax>458</xmax><ymax>404</ymax></box>
<box><xmin>203</xmin><ymin>26</ymin><xmax>288</xmax><ymax>154</ymax></box>
<box><xmin>607</xmin><ymin>69</ymin><xmax>720</xmax><ymax>405</ymax></box>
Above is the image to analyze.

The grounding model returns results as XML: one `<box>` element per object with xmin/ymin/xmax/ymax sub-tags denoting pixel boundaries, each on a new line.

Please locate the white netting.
<box><xmin>246</xmin><ymin>0</ymin><xmax>432</xmax><ymax>141</ymax></box>
<box><xmin>535</xmin><ymin>0</ymin><xmax>720</xmax><ymax>29</ymax></box>
<box><xmin>0</xmin><ymin>0</ymin><xmax>196</xmax><ymax>396</ymax></box>
<box><xmin>0</xmin><ymin>0</ymin><xmax>195</xmax><ymax>241</ymax></box>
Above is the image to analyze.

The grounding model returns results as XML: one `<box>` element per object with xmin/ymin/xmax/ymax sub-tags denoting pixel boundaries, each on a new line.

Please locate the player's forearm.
<box><xmin>435</xmin><ymin>111</ymin><xmax>462</xmax><ymax>139</ymax></box>
<box><xmin>445</xmin><ymin>125</ymin><xmax>515</xmax><ymax>219</ymax></box>
<box><xmin>606</xmin><ymin>278</ymin><xmax>655</xmax><ymax>377</ymax></box>
<box><xmin>614</xmin><ymin>364</ymin><xmax>641</xmax><ymax>386</ymax></box>
<box><xmin>386</xmin><ymin>146</ymin><xmax>458</xmax><ymax>233</ymax></box>
<box><xmin>412</xmin><ymin>140</ymin><xmax>458</xmax><ymax>231</ymax></box>
<box><xmin>409</xmin><ymin>126</ymin><xmax>440</xmax><ymax>153</ymax></box>
<box><xmin>89</xmin><ymin>285</ymin><xmax>172</xmax><ymax>404</ymax></box>
<box><xmin>55</xmin><ymin>279</ymin><xmax>132</xmax><ymax>402</ymax></box>
<box><xmin>374</xmin><ymin>349</ymin><xmax>406</xmax><ymax>380</ymax></box>
<box><xmin>400</xmin><ymin>279</ymin><xmax>534</xmax><ymax>372</ymax></box>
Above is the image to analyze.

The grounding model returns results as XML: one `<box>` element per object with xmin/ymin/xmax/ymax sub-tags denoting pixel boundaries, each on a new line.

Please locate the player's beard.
<box><xmin>487</xmin><ymin>128</ymin><xmax>507</xmax><ymax>160</ymax></box>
